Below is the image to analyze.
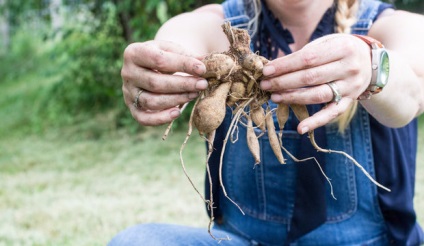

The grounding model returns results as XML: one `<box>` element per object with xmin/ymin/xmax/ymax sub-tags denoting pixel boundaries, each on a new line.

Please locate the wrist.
<box><xmin>352</xmin><ymin>35</ymin><xmax>390</xmax><ymax>100</ymax></box>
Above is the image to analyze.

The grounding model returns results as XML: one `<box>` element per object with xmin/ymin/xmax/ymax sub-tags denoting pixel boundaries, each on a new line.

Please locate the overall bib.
<box><xmin>213</xmin><ymin>1</ymin><xmax>389</xmax><ymax>244</ymax></box>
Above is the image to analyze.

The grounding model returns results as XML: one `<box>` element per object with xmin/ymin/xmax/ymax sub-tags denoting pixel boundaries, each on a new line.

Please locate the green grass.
<box><xmin>0</xmin><ymin>56</ymin><xmax>209</xmax><ymax>244</ymax></box>
<box><xmin>0</xmin><ymin>128</ymin><xmax>209</xmax><ymax>245</ymax></box>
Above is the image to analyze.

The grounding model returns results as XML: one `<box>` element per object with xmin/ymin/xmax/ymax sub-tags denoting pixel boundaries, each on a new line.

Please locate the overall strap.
<box><xmin>222</xmin><ymin>0</ymin><xmax>250</xmax><ymax>28</ymax></box>
<box><xmin>352</xmin><ymin>0</ymin><xmax>385</xmax><ymax>35</ymax></box>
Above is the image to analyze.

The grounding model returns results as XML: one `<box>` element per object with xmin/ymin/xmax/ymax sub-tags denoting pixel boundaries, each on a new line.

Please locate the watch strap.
<box><xmin>352</xmin><ymin>34</ymin><xmax>386</xmax><ymax>100</ymax></box>
<box><xmin>352</xmin><ymin>34</ymin><xmax>384</xmax><ymax>49</ymax></box>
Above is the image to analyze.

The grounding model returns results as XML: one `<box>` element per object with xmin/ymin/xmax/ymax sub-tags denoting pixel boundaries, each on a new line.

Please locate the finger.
<box><xmin>261</xmin><ymin>60</ymin><xmax>350</xmax><ymax>91</ymax></box>
<box><xmin>296</xmin><ymin>98</ymin><xmax>354</xmax><ymax>134</ymax></box>
<box><xmin>271</xmin><ymin>84</ymin><xmax>333</xmax><ymax>105</ymax></box>
<box><xmin>131</xmin><ymin>107</ymin><xmax>181</xmax><ymax>126</ymax></box>
<box><xmin>263</xmin><ymin>34</ymin><xmax>353</xmax><ymax>77</ymax></box>
<box><xmin>126</xmin><ymin>41</ymin><xmax>206</xmax><ymax>76</ymax></box>
<box><xmin>123</xmin><ymin>67</ymin><xmax>208</xmax><ymax>94</ymax></box>
<box><xmin>127</xmin><ymin>89</ymin><xmax>198</xmax><ymax>111</ymax></box>
<box><xmin>271</xmin><ymin>79</ymin><xmax>354</xmax><ymax>105</ymax></box>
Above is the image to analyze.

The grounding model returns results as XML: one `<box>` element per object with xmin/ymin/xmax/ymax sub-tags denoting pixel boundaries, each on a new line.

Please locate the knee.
<box><xmin>107</xmin><ymin>223</ymin><xmax>165</xmax><ymax>246</ymax></box>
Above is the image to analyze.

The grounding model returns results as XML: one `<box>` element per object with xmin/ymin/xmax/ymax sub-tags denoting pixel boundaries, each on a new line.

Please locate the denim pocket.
<box><xmin>223</xmin><ymin>121</ymin><xmax>300</xmax><ymax>223</ymax></box>
<box><xmin>324</xmin><ymin>123</ymin><xmax>357</xmax><ymax>222</ymax></box>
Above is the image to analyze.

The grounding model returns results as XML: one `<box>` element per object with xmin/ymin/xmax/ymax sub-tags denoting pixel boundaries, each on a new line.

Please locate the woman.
<box><xmin>110</xmin><ymin>0</ymin><xmax>424</xmax><ymax>245</ymax></box>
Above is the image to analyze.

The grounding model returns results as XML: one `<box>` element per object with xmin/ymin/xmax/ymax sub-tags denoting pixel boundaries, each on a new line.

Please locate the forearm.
<box><xmin>363</xmin><ymin>10</ymin><xmax>424</xmax><ymax>127</ymax></box>
<box><xmin>154</xmin><ymin>5</ymin><xmax>228</xmax><ymax>56</ymax></box>
<box><xmin>360</xmin><ymin>51</ymin><xmax>424</xmax><ymax>127</ymax></box>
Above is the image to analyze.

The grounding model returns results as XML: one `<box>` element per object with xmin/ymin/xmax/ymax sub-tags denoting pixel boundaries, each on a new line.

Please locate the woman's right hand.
<box><xmin>121</xmin><ymin>40</ymin><xmax>208</xmax><ymax>126</ymax></box>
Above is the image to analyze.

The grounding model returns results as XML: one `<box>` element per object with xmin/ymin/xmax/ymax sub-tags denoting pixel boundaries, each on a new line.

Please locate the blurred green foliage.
<box><xmin>388</xmin><ymin>0</ymin><xmax>424</xmax><ymax>11</ymax></box>
<box><xmin>38</xmin><ymin>3</ymin><xmax>125</xmax><ymax>125</ymax></box>
<box><xmin>112</xmin><ymin>0</ymin><xmax>221</xmax><ymax>42</ymax></box>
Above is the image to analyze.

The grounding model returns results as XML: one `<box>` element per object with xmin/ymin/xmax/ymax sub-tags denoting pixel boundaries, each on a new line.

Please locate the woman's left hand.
<box><xmin>260</xmin><ymin>34</ymin><xmax>372</xmax><ymax>134</ymax></box>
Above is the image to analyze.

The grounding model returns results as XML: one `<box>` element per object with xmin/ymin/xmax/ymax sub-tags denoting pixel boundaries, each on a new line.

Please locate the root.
<box><xmin>218</xmin><ymin>98</ymin><xmax>254</xmax><ymax>215</ymax></box>
<box><xmin>162</xmin><ymin>121</ymin><xmax>174</xmax><ymax>141</ymax></box>
<box><xmin>290</xmin><ymin>104</ymin><xmax>390</xmax><ymax>192</ymax></box>
<box><xmin>266</xmin><ymin>106</ymin><xmax>285</xmax><ymax>164</ymax></box>
<box><xmin>162</xmin><ymin>102</ymin><xmax>190</xmax><ymax>140</ymax></box>
<box><xmin>281</xmin><ymin>145</ymin><xmax>336</xmax><ymax>200</ymax></box>
<box><xmin>308</xmin><ymin>132</ymin><xmax>390</xmax><ymax>192</ymax></box>
<box><xmin>276</xmin><ymin>103</ymin><xmax>289</xmax><ymax>146</ymax></box>
<box><xmin>179</xmin><ymin>98</ymin><xmax>209</xmax><ymax>203</ymax></box>
<box><xmin>179</xmin><ymin>99</ymin><xmax>231</xmax><ymax>241</ymax></box>
<box><xmin>204</xmin><ymin>130</ymin><xmax>230</xmax><ymax>241</ymax></box>
<box><xmin>247</xmin><ymin>113</ymin><xmax>261</xmax><ymax>164</ymax></box>
<box><xmin>230</xmin><ymin>124</ymin><xmax>239</xmax><ymax>143</ymax></box>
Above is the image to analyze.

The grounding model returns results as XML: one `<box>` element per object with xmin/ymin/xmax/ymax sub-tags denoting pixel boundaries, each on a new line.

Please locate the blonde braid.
<box><xmin>335</xmin><ymin>0</ymin><xmax>359</xmax><ymax>34</ymax></box>
<box><xmin>334</xmin><ymin>0</ymin><xmax>359</xmax><ymax>132</ymax></box>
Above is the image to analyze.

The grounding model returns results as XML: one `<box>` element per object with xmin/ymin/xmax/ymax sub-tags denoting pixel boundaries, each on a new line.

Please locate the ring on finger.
<box><xmin>133</xmin><ymin>89</ymin><xmax>144</xmax><ymax>109</ymax></box>
<box><xmin>326</xmin><ymin>82</ymin><xmax>342</xmax><ymax>104</ymax></box>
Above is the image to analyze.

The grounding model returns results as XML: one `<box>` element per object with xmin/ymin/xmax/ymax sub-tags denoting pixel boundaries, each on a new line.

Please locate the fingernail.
<box><xmin>195</xmin><ymin>79</ymin><xmax>208</xmax><ymax>90</ymax></box>
<box><xmin>263</xmin><ymin>65</ymin><xmax>275</xmax><ymax>76</ymax></box>
<box><xmin>170</xmin><ymin>109</ymin><xmax>180</xmax><ymax>118</ymax></box>
<box><xmin>194</xmin><ymin>63</ymin><xmax>206</xmax><ymax>75</ymax></box>
<box><xmin>300</xmin><ymin>126</ymin><xmax>309</xmax><ymax>135</ymax></box>
<box><xmin>260</xmin><ymin>80</ymin><xmax>271</xmax><ymax>90</ymax></box>
<box><xmin>271</xmin><ymin>93</ymin><xmax>283</xmax><ymax>102</ymax></box>
<box><xmin>188</xmin><ymin>92</ymin><xmax>199</xmax><ymax>99</ymax></box>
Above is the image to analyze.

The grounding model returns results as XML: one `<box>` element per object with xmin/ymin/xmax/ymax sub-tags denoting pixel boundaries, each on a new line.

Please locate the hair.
<box><xmin>242</xmin><ymin>0</ymin><xmax>261</xmax><ymax>37</ymax></box>
<box><xmin>243</xmin><ymin>0</ymin><xmax>360</xmax><ymax>132</ymax></box>
<box><xmin>334</xmin><ymin>0</ymin><xmax>359</xmax><ymax>132</ymax></box>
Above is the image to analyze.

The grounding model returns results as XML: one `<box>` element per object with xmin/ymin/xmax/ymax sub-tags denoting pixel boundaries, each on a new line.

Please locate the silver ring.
<box><xmin>133</xmin><ymin>90</ymin><xmax>144</xmax><ymax>109</ymax></box>
<box><xmin>326</xmin><ymin>82</ymin><xmax>342</xmax><ymax>104</ymax></box>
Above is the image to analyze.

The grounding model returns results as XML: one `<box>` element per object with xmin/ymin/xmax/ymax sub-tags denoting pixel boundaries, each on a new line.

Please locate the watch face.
<box><xmin>377</xmin><ymin>51</ymin><xmax>390</xmax><ymax>87</ymax></box>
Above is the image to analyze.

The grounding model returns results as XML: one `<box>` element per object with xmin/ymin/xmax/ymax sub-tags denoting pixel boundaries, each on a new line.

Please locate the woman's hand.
<box><xmin>260</xmin><ymin>34</ymin><xmax>373</xmax><ymax>133</ymax></box>
<box><xmin>121</xmin><ymin>40</ymin><xmax>208</xmax><ymax>126</ymax></box>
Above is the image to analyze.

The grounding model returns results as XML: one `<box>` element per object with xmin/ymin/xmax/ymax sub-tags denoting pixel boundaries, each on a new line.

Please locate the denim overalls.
<box><xmin>213</xmin><ymin>0</ymin><xmax>390</xmax><ymax>245</ymax></box>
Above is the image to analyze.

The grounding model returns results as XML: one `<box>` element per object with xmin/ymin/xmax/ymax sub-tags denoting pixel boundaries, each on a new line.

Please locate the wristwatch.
<box><xmin>353</xmin><ymin>34</ymin><xmax>390</xmax><ymax>100</ymax></box>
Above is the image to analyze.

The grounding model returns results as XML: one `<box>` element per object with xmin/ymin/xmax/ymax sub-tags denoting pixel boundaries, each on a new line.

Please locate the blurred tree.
<box><xmin>1</xmin><ymin>0</ymin><xmax>45</xmax><ymax>26</ymax></box>
<box><xmin>112</xmin><ymin>0</ymin><xmax>222</xmax><ymax>43</ymax></box>
<box><xmin>49</xmin><ymin>0</ymin><xmax>64</xmax><ymax>33</ymax></box>
<box><xmin>0</xmin><ymin>0</ymin><xmax>9</xmax><ymax>52</ymax></box>
<box><xmin>385</xmin><ymin>0</ymin><xmax>424</xmax><ymax>12</ymax></box>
